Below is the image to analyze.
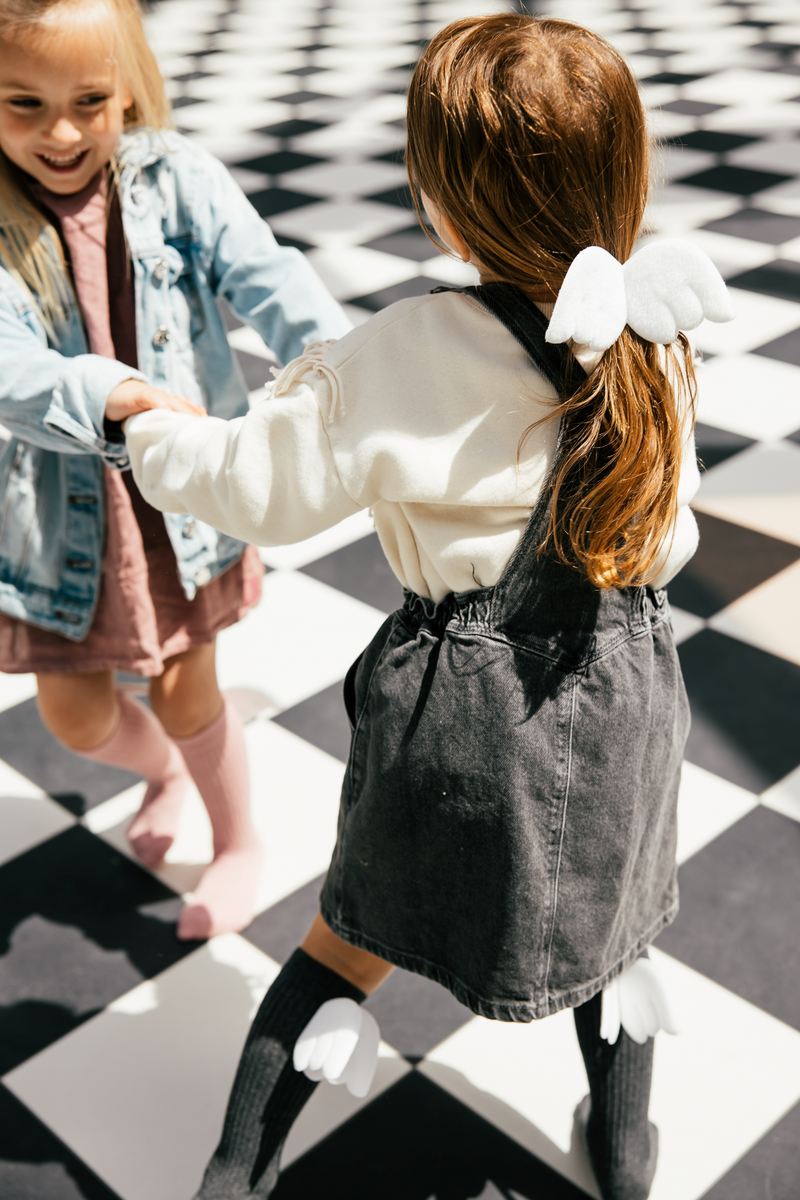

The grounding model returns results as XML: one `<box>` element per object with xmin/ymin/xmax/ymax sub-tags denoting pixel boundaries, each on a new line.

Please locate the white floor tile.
<box><xmin>676</xmin><ymin>760</ymin><xmax>758</xmax><ymax>865</ymax></box>
<box><xmin>422</xmin><ymin>1011</ymin><xmax>601</xmax><ymax>1198</ymax></box>
<box><xmin>420</xmin><ymin>255</ymin><xmax>481</xmax><ymax>287</ymax></box>
<box><xmin>84</xmin><ymin>719</ymin><xmax>345</xmax><ymax>915</ymax></box>
<box><xmin>692</xmin><ymin>288</ymin><xmax>800</xmax><ymax>357</ymax></box>
<box><xmin>215</xmin><ymin>570</ymin><xmax>387</xmax><ymax>710</ymax></box>
<box><xmin>226</xmin><ymin>324</ymin><xmax>280</xmax><ymax>365</ymax></box>
<box><xmin>647</xmin><ymin>949</ymin><xmax>800</xmax><ymax>1200</ymax></box>
<box><xmin>695</xmin><ymin>353</ymin><xmax>800</xmax><ymax>442</ymax></box>
<box><xmin>284</xmin><ymin>160</ymin><xmax>408</xmax><ymax>199</ymax></box>
<box><xmin>761</xmin><ymin>764</ymin><xmax>800</xmax><ymax>824</ymax></box>
<box><xmin>728</xmin><ymin>138</ymin><xmax>800</xmax><ymax>176</ymax></box>
<box><xmin>0</xmin><ymin>761</ymin><xmax>75</xmax><ymax>868</ymax></box>
<box><xmin>269</xmin><ymin>200</ymin><xmax>413</xmax><ymax>250</ymax></box>
<box><xmin>423</xmin><ymin>950</ymin><xmax>800</xmax><ymax>1200</ymax></box>
<box><xmin>645</xmin><ymin>186</ymin><xmax>741</xmax><ymax>238</ymax></box>
<box><xmin>694</xmin><ymin>441</ymin><xmax>800</xmax><ymax>545</ymax></box>
<box><xmin>258</xmin><ymin>508</ymin><xmax>375</xmax><ymax>570</ymax></box>
<box><xmin>682</xmin><ymin>68</ymin><xmax>800</xmax><ymax>107</ymax></box>
<box><xmin>3</xmin><ymin>935</ymin><xmax>279</xmax><ymax>1200</ymax></box>
<box><xmin>175</xmin><ymin>99</ymin><xmax>291</xmax><ymax>133</ymax></box>
<box><xmin>669</xmin><ymin>606</ymin><xmax>705</xmax><ymax>646</ymax></box>
<box><xmin>303</xmin><ymin>245</ymin><xmax>419</xmax><ymax>301</ymax></box>
<box><xmin>0</xmin><ymin>671</ymin><xmax>37</xmax><ymax>714</ymax></box>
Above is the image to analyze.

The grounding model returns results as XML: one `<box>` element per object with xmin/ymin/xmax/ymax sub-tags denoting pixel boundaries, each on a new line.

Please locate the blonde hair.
<box><xmin>406</xmin><ymin>15</ymin><xmax>697</xmax><ymax>590</ymax></box>
<box><xmin>0</xmin><ymin>0</ymin><xmax>172</xmax><ymax>332</ymax></box>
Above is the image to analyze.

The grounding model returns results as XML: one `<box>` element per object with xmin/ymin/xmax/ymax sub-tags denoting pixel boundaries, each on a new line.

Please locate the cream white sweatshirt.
<box><xmin>126</xmin><ymin>290</ymin><xmax>700</xmax><ymax>601</ymax></box>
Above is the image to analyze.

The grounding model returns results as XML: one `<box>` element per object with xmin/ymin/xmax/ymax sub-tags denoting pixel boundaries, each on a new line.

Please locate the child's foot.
<box><xmin>127</xmin><ymin>765</ymin><xmax>190</xmax><ymax>867</ymax></box>
<box><xmin>177</xmin><ymin>840</ymin><xmax>265</xmax><ymax>940</ymax></box>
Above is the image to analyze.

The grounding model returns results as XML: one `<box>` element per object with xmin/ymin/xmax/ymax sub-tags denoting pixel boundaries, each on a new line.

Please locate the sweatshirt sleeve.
<box><xmin>125</xmin><ymin>384</ymin><xmax>362</xmax><ymax>546</ymax></box>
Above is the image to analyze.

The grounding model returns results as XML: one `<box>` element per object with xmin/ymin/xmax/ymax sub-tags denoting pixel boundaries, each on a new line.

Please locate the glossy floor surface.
<box><xmin>1</xmin><ymin>0</ymin><xmax>800</xmax><ymax>1197</ymax></box>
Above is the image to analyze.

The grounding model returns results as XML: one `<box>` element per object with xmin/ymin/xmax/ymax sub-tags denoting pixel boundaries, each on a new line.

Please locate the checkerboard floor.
<box><xmin>2</xmin><ymin>0</ymin><xmax>800</xmax><ymax>1196</ymax></box>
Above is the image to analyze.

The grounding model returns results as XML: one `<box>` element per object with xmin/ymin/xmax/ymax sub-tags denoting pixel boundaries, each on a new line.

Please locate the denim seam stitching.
<box><xmin>543</xmin><ymin>670</ymin><xmax>577</xmax><ymax>1000</ymax></box>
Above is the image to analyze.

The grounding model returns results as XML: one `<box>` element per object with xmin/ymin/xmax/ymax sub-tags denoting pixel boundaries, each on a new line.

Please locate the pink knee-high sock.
<box><xmin>172</xmin><ymin>700</ymin><xmax>263</xmax><ymax>941</ymax></box>
<box><xmin>78</xmin><ymin>691</ymin><xmax>190</xmax><ymax>867</ymax></box>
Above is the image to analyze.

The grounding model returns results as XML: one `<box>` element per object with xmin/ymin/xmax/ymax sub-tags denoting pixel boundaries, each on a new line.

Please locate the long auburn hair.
<box><xmin>0</xmin><ymin>0</ymin><xmax>171</xmax><ymax>333</ymax></box>
<box><xmin>406</xmin><ymin>14</ymin><xmax>697</xmax><ymax>590</ymax></box>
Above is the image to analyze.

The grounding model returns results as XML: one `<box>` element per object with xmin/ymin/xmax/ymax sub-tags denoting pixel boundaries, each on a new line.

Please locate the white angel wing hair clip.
<box><xmin>545</xmin><ymin>239</ymin><xmax>734</xmax><ymax>355</ymax></box>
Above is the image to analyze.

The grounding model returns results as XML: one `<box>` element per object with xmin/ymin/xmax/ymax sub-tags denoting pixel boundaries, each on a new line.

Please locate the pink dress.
<box><xmin>0</xmin><ymin>171</ymin><xmax>262</xmax><ymax>676</ymax></box>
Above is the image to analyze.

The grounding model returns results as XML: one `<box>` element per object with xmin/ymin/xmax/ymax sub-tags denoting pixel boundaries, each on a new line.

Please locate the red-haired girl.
<box><xmin>126</xmin><ymin>15</ymin><xmax>732</xmax><ymax>1198</ymax></box>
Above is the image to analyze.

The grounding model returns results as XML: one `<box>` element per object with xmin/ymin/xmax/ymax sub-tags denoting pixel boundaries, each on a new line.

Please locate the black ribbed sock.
<box><xmin>196</xmin><ymin>948</ymin><xmax>366</xmax><ymax>1199</ymax></box>
<box><xmin>573</xmin><ymin>991</ymin><xmax>658</xmax><ymax>1200</ymax></box>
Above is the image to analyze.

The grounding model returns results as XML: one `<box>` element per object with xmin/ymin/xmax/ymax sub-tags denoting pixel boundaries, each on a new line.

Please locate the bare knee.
<box><xmin>149</xmin><ymin>643</ymin><xmax>223</xmax><ymax>739</ymax></box>
<box><xmin>37</xmin><ymin>672</ymin><xmax>118</xmax><ymax>750</ymax></box>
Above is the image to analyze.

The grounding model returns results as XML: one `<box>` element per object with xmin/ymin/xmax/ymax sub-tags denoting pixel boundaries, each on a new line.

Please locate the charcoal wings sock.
<box><xmin>573</xmin><ymin>990</ymin><xmax>658</xmax><ymax>1200</ymax></box>
<box><xmin>196</xmin><ymin>948</ymin><xmax>366</xmax><ymax>1199</ymax></box>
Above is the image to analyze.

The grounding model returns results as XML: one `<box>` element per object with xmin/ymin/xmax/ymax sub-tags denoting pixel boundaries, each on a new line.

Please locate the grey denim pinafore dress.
<box><xmin>320</xmin><ymin>283</ymin><xmax>689</xmax><ymax>1023</ymax></box>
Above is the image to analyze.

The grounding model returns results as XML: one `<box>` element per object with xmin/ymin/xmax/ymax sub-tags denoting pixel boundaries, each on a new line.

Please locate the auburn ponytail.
<box><xmin>406</xmin><ymin>14</ymin><xmax>697</xmax><ymax>589</ymax></box>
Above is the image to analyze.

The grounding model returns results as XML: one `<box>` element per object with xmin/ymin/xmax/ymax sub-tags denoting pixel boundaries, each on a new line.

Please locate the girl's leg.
<box><xmin>37</xmin><ymin>671</ymin><xmax>190</xmax><ymax>865</ymax></box>
<box><xmin>150</xmin><ymin>642</ymin><xmax>263</xmax><ymax>941</ymax></box>
<box><xmin>573</xmin><ymin>992</ymin><xmax>657</xmax><ymax>1200</ymax></box>
<box><xmin>197</xmin><ymin>915</ymin><xmax>393</xmax><ymax>1199</ymax></box>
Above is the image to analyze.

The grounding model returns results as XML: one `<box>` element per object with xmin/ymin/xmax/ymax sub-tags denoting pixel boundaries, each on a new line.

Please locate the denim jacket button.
<box><xmin>195</xmin><ymin>566</ymin><xmax>211</xmax><ymax>586</ymax></box>
<box><xmin>152</xmin><ymin>326</ymin><xmax>170</xmax><ymax>347</ymax></box>
<box><xmin>153</xmin><ymin>258</ymin><xmax>170</xmax><ymax>282</ymax></box>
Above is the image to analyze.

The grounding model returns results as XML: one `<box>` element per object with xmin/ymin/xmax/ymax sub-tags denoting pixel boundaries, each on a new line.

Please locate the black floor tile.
<box><xmin>366</xmin><ymin>183</ymin><xmax>416</xmax><ymax>210</ymax></box>
<box><xmin>679</xmin><ymin>165</ymin><xmax>794</xmax><ymax>195</ymax></box>
<box><xmin>243</xmin><ymin>874</ymin><xmax>324</xmax><ymax>965</ymax></box>
<box><xmin>678</xmin><ymin>630</ymin><xmax>800</xmax><ymax>791</ymax></box>
<box><xmin>663</xmin><ymin>132</ymin><xmax>758</xmax><ymax>154</ymax></box>
<box><xmin>274</xmin><ymin>232</ymin><xmax>315</xmax><ymax>253</ymax></box>
<box><xmin>0</xmin><ymin>826</ymin><xmax>189</xmax><ymax>1074</ymax></box>
<box><xmin>272</xmin><ymin>680</ymin><xmax>351</xmax><ymax>762</ymax></box>
<box><xmin>662</xmin><ymin>99</ymin><xmax>727</xmax><ymax>116</ymax></box>
<box><xmin>171</xmin><ymin>95</ymin><xmax>204</xmax><ymax>110</ymax></box>
<box><xmin>350</xmin><ymin>274</ymin><xmax>450</xmax><ymax>312</ymax></box>
<box><xmin>0</xmin><ymin>698</ymin><xmax>139</xmax><ymax>816</ymax></box>
<box><xmin>700</xmin><ymin>1097</ymin><xmax>800</xmax><ymax>1200</ymax></box>
<box><xmin>753</xmin><ymin>324</ymin><xmax>800</xmax><ymax>368</ymax></box>
<box><xmin>667</xmin><ymin>511</ymin><xmax>800</xmax><ymax>617</ymax></box>
<box><xmin>787</xmin><ymin>427</ymin><xmax>800</xmax><ymax>446</ymax></box>
<box><xmin>362</xmin><ymin>226</ymin><xmax>439</xmax><ymax>261</ymax></box>
<box><xmin>232</xmin><ymin>348</ymin><xmax>271</xmax><ymax>393</ymax></box>
<box><xmin>301</xmin><ymin>532</ymin><xmax>404</xmax><ymax>612</ymax></box>
<box><xmin>273</xmin><ymin>1071</ymin><xmax>591</xmax><ymax>1200</ymax></box>
<box><xmin>0</xmin><ymin>1084</ymin><xmax>121</xmax><ymax>1200</ymax></box>
<box><xmin>256</xmin><ymin>118</ymin><xmax>330</xmax><ymax>139</ymax></box>
<box><xmin>272</xmin><ymin>90</ymin><xmax>335</xmax><ymax>106</ymax></box>
<box><xmin>642</xmin><ymin>71</ymin><xmax>708</xmax><ymax>85</ymax></box>
<box><xmin>694</xmin><ymin>422</ymin><xmax>756</xmax><ymax>470</ymax></box>
<box><xmin>247</xmin><ymin>188</ymin><xmax>319</xmax><ymax>219</ymax></box>
<box><xmin>365</xmin><ymin>969</ymin><xmax>474</xmax><ymax>1063</ymax></box>
<box><xmin>658</xmin><ymin>806</ymin><xmax>800</xmax><ymax>1030</ymax></box>
<box><xmin>372</xmin><ymin>147</ymin><xmax>406</xmax><ymax>167</ymax></box>
<box><xmin>233</xmin><ymin>150</ymin><xmax>325</xmax><ymax>175</ymax></box>
<box><xmin>701</xmin><ymin>207</ymin><xmax>800</xmax><ymax>245</ymax></box>
<box><xmin>725</xmin><ymin>258</ymin><xmax>800</xmax><ymax>302</ymax></box>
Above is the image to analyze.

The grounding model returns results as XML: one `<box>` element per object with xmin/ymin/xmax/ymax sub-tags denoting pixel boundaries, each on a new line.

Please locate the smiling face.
<box><xmin>0</xmin><ymin>1</ymin><xmax>132</xmax><ymax>194</ymax></box>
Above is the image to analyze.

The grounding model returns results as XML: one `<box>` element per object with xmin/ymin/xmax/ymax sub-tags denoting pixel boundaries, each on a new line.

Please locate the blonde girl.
<box><xmin>125</xmin><ymin>15</ymin><xmax>732</xmax><ymax>1199</ymax></box>
<box><xmin>0</xmin><ymin>0</ymin><xmax>349</xmax><ymax>939</ymax></box>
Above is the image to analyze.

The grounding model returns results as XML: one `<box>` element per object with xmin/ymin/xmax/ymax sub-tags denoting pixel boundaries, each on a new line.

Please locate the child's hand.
<box><xmin>106</xmin><ymin>380</ymin><xmax>207</xmax><ymax>424</ymax></box>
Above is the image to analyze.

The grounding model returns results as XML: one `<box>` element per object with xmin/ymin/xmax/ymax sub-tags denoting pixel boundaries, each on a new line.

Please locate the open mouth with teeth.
<box><xmin>37</xmin><ymin>149</ymin><xmax>89</xmax><ymax>172</ymax></box>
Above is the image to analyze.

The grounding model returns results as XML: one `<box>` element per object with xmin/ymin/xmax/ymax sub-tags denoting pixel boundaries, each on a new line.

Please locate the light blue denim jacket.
<box><xmin>0</xmin><ymin>130</ymin><xmax>349</xmax><ymax>641</ymax></box>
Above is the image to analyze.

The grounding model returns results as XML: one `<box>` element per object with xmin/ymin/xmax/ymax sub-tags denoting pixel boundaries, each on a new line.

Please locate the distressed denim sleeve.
<box><xmin>188</xmin><ymin>148</ymin><xmax>351</xmax><ymax>366</ymax></box>
<box><xmin>0</xmin><ymin>282</ymin><xmax>147</xmax><ymax>464</ymax></box>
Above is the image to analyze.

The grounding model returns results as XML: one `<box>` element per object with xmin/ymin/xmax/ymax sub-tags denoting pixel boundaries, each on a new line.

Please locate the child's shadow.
<box><xmin>275</xmin><ymin>1064</ymin><xmax>598</xmax><ymax>1200</ymax></box>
